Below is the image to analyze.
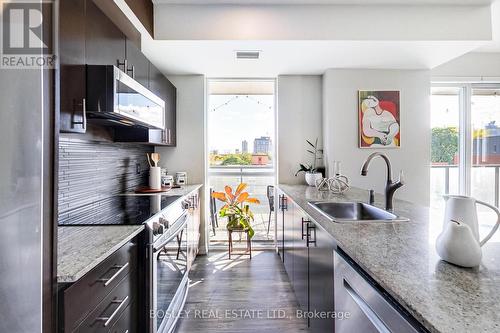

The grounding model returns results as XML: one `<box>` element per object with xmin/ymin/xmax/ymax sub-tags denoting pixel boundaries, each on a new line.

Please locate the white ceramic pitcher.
<box><xmin>443</xmin><ymin>195</ymin><xmax>500</xmax><ymax>246</ymax></box>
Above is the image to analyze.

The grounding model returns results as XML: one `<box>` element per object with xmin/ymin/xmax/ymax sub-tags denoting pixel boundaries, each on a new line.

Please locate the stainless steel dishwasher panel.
<box><xmin>334</xmin><ymin>251</ymin><xmax>421</xmax><ymax>333</ymax></box>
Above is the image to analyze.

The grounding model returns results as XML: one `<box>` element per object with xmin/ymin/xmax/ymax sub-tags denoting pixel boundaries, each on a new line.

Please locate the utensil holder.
<box><xmin>149</xmin><ymin>167</ymin><xmax>161</xmax><ymax>190</ymax></box>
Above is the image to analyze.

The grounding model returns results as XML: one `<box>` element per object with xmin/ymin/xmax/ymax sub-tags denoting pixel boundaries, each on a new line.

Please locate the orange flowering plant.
<box><xmin>211</xmin><ymin>183</ymin><xmax>260</xmax><ymax>238</ymax></box>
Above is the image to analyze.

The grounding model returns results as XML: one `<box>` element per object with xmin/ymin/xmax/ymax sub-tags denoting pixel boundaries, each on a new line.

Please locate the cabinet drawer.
<box><xmin>64</xmin><ymin>241</ymin><xmax>137</xmax><ymax>332</ymax></box>
<box><xmin>109</xmin><ymin>303</ymin><xmax>136</xmax><ymax>333</ymax></box>
<box><xmin>75</xmin><ymin>272</ymin><xmax>136</xmax><ymax>333</ymax></box>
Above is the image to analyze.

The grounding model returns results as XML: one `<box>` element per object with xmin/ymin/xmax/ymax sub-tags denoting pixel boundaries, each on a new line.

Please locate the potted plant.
<box><xmin>295</xmin><ymin>138</ymin><xmax>324</xmax><ymax>186</ymax></box>
<box><xmin>211</xmin><ymin>183</ymin><xmax>260</xmax><ymax>238</ymax></box>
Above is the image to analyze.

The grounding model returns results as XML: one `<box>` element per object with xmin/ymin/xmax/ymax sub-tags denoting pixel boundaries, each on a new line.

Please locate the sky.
<box><xmin>431</xmin><ymin>93</ymin><xmax>500</xmax><ymax>129</ymax></box>
<box><xmin>208</xmin><ymin>94</ymin><xmax>275</xmax><ymax>154</ymax></box>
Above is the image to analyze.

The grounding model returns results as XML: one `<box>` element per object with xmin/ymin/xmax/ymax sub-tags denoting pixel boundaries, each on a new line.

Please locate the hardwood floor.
<box><xmin>175</xmin><ymin>251</ymin><xmax>309</xmax><ymax>333</ymax></box>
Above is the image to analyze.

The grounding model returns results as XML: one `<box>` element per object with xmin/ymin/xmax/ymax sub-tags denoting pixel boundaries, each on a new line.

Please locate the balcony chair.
<box><xmin>267</xmin><ymin>185</ymin><xmax>274</xmax><ymax>235</ymax></box>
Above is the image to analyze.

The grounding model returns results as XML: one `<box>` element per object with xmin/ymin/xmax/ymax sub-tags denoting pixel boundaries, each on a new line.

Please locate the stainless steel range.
<box><xmin>58</xmin><ymin>193</ymin><xmax>197</xmax><ymax>333</ymax></box>
<box><xmin>144</xmin><ymin>195</ymin><xmax>195</xmax><ymax>333</ymax></box>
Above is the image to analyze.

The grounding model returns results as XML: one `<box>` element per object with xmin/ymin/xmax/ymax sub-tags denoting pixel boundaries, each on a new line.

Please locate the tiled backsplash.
<box><xmin>58</xmin><ymin>136</ymin><xmax>153</xmax><ymax>225</ymax></box>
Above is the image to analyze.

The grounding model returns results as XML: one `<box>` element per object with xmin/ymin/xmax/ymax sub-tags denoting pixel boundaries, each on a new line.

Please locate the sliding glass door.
<box><xmin>206</xmin><ymin>79</ymin><xmax>276</xmax><ymax>248</ymax></box>
<box><xmin>431</xmin><ymin>84</ymin><xmax>500</xmax><ymax>241</ymax></box>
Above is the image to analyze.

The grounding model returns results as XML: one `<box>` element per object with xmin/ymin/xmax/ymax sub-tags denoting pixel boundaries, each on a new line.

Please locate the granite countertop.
<box><xmin>57</xmin><ymin>184</ymin><xmax>203</xmax><ymax>283</ymax></box>
<box><xmin>278</xmin><ymin>184</ymin><xmax>500</xmax><ymax>333</ymax></box>
<box><xmin>57</xmin><ymin>225</ymin><xmax>144</xmax><ymax>283</ymax></box>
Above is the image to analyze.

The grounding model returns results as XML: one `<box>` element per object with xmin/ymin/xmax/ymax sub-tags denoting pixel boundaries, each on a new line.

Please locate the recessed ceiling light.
<box><xmin>235</xmin><ymin>50</ymin><xmax>261</xmax><ymax>60</ymax></box>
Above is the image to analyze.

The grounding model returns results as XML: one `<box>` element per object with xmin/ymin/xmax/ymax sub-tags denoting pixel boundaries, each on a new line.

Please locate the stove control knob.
<box><xmin>152</xmin><ymin>222</ymin><xmax>164</xmax><ymax>236</ymax></box>
<box><xmin>159</xmin><ymin>217</ymin><xmax>170</xmax><ymax>229</ymax></box>
<box><xmin>182</xmin><ymin>200</ymin><xmax>190</xmax><ymax>209</ymax></box>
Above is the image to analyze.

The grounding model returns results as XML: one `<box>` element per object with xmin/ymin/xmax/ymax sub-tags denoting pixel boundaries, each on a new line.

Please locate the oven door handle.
<box><xmin>153</xmin><ymin>211</ymin><xmax>188</xmax><ymax>252</ymax></box>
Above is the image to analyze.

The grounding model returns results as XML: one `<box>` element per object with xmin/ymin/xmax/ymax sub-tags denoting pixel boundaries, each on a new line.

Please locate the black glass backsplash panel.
<box><xmin>58</xmin><ymin>137</ymin><xmax>153</xmax><ymax>225</ymax></box>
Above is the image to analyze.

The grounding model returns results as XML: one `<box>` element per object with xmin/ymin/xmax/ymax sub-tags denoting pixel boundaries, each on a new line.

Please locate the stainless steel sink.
<box><xmin>308</xmin><ymin>201</ymin><xmax>409</xmax><ymax>223</ymax></box>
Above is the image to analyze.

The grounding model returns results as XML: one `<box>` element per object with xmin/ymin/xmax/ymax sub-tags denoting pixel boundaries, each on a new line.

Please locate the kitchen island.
<box><xmin>278</xmin><ymin>184</ymin><xmax>500</xmax><ymax>333</ymax></box>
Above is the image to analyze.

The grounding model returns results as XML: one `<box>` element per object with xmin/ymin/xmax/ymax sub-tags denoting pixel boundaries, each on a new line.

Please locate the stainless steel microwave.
<box><xmin>86</xmin><ymin>65</ymin><xmax>165</xmax><ymax>129</ymax></box>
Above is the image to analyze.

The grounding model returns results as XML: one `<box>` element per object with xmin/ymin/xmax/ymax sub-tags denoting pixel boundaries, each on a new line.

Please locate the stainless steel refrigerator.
<box><xmin>0</xmin><ymin>1</ymin><xmax>56</xmax><ymax>332</ymax></box>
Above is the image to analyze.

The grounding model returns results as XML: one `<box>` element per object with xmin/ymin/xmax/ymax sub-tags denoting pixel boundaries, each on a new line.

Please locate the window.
<box><xmin>471</xmin><ymin>88</ymin><xmax>500</xmax><ymax>207</ymax></box>
<box><xmin>206</xmin><ymin>79</ymin><xmax>276</xmax><ymax>248</ymax></box>
<box><xmin>431</xmin><ymin>84</ymin><xmax>500</xmax><ymax>242</ymax></box>
<box><xmin>430</xmin><ymin>87</ymin><xmax>460</xmax><ymax>209</ymax></box>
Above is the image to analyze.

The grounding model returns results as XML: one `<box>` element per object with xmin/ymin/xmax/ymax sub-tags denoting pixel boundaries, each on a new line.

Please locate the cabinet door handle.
<box><xmin>301</xmin><ymin>218</ymin><xmax>310</xmax><ymax>240</ymax></box>
<box><xmin>96</xmin><ymin>295</ymin><xmax>129</xmax><ymax>327</ymax></box>
<box><xmin>117</xmin><ymin>59</ymin><xmax>127</xmax><ymax>72</ymax></box>
<box><xmin>306</xmin><ymin>224</ymin><xmax>316</xmax><ymax>246</ymax></box>
<box><xmin>343</xmin><ymin>278</ymin><xmax>391</xmax><ymax>333</ymax></box>
<box><xmin>168</xmin><ymin>129</ymin><xmax>172</xmax><ymax>144</ymax></box>
<box><xmin>97</xmin><ymin>262</ymin><xmax>129</xmax><ymax>286</ymax></box>
<box><xmin>127</xmin><ymin>64</ymin><xmax>135</xmax><ymax>79</ymax></box>
<box><xmin>280</xmin><ymin>196</ymin><xmax>288</xmax><ymax>211</ymax></box>
<box><xmin>71</xmin><ymin>98</ymin><xmax>86</xmax><ymax>129</ymax></box>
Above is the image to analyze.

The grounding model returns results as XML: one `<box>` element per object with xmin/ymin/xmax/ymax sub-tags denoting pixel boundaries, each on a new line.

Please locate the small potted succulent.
<box><xmin>211</xmin><ymin>183</ymin><xmax>260</xmax><ymax>238</ymax></box>
<box><xmin>295</xmin><ymin>138</ymin><xmax>323</xmax><ymax>186</ymax></box>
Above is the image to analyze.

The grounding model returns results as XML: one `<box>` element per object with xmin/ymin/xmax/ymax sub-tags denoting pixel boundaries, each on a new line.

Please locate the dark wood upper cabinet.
<box><xmin>59</xmin><ymin>0</ymin><xmax>126</xmax><ymax>133</ymax></box>
<box><xmin>85</xmin><ymin>0</ymin><xmax>126</xmax><ymax>67</ymax></box>
<box><xmin>124</xmin><ymin>0</ymin><xmax>153</xmax><ymax>37</ymax></box>
<box><xmin>59</xmin><ymin>0</ymin><xmax>86</xmax><ymax>133</ymax></box>
<box><xmin>125</xmin><ymin>39</ymin><xmax>149</xmax><ymax>88</ymax></box>
<box><xmin>149</xmin><ymin>64</ymin><xmax>177</xmax><ymax>146</ymax></box>
<box><xmin>164</xmin><ymin>79</ymin><xmax>177</xmax><ymax>146</ymax></box>
<box><xmin>58</xmin><ymin>0</ymin><xmax>177</xmax><ymax>143</ymax></box>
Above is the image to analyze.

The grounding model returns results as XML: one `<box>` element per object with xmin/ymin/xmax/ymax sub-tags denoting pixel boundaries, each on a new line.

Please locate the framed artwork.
<box><xmin>358</xmin><ymin>90</ymin><xmax>400</xmax><ymax>148</ymax></box>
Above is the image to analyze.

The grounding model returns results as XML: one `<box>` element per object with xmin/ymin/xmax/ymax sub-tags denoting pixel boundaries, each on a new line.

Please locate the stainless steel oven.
<box><xmin>146</xmin><ymin>197</ymin><xmax>190</xmax><ymax>333</ymax></box>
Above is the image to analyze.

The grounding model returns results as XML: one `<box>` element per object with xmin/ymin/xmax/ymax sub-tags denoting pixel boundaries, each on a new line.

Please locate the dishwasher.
<box><xmin>334</xmin><ymin>251</ymin><xmax>427</xmax><ymax>333</ymax></box>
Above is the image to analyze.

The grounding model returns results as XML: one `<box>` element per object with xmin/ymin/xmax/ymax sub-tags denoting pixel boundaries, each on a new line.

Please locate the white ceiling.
<box><xmin>142</xmin><ymin>0</ymin><xmax>500</xmax><ymax>76</ymax></box>
<box><xmin>142</xmin><ymin>40</ymin><xmax>485</xmax><ymax>77</ymax></box>
<box><xmin>153</xmin><ymin>0</ymin><xmax>493</xmax><ymax>5</ymax></box>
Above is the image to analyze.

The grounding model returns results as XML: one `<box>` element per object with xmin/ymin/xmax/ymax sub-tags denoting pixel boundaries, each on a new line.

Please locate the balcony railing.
<box><xmin>208</xmin><ymin>166</ymin><xmax>274</xmax><ymax>214</ymax></box>
<box><xmin>208</xmin><ymin>165</ymin><xmax>276</xmax><ymax>243</ymax></box>
<box><xmin>431</xmin><ymin>164</ymin><xmax>500</xmax><ymax>207</ymax></box>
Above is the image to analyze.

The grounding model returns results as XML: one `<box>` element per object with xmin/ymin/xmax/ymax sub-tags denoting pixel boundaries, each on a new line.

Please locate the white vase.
<box><xmin>149</xmin><ymin>167</ymin><xmax>161</xmax><ymax>190</ymax></box>
<box><xmin>305</xmin><ymin>172</ymin><xmax>322</xmax><ymax>187</ymax></box>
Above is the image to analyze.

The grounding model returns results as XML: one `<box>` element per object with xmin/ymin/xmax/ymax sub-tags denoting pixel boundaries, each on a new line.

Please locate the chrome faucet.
<box><xmin>360</xmin><ymin>152</ymin><xmax>404</xmax><ymax>211</ymax></box>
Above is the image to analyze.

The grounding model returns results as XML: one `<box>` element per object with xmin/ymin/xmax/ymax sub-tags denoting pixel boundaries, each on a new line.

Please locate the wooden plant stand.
<box><xmin>227</xmin><ymin>227</ymin><xmax>252</xmax><ymax>259</ymax></box>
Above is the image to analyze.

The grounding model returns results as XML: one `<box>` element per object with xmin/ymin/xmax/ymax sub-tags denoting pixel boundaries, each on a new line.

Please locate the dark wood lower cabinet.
<box><xmin>308</xmin><ymin>221</ymin><xmax>336</xmax><ymax>332</ymax></box>
<box><xmin>283</xmin><ymin>195</ymin><xmax>294</xmax><ymax>280</ymax></box>
<box><xmin>277</xmin><ymin>189</ymin><xmax>336</xmax><ymax>333</ymax></box>
<box><xmin>109</xmin><ymin>303</ymin><xmax>136</xmax><ymax>333</ymax></box>
<box><xmin>293</xmin><ymin>214</ymin><xmax>309</xmax><ymax>313</ymax></box>
<box><xmin>277</xmin><ymin>194</ymin><xmax>285</xmax><ymax>261</ymax></box>
<box><xmin>59</xmin><ymin>235</ymin><xmax>143</xmax><ymax>333</ymax></box>
<box><xmin>74</xmin><ymin>273</ymin><xmax>135</xmax><ymax>333</ymax></box>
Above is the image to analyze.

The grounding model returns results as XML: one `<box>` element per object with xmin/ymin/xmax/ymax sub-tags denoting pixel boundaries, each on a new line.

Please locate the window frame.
<box><xmin>432</xmin><ymin>81</ymin><xmax>500</xmax><ymax>200</ymax></box>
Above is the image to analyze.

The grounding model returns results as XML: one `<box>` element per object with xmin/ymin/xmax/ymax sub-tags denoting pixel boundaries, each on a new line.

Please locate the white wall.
<box><xmin>323</xmin><ymin>69</ymin><xmax>431</xmax><ymax>206</ymax></box>
<box><xmin>431</xmin><ymin>52</ymin><xmax>500</xmax><ymax>79</ymax></box>
<box><xmin>154</xmin><ymin>4</ymin><xmax>491</xmax><ymax>41</ymax></box>
<box><xmin>278</xmin><ymin>75</ymin><xmax>323</xmax><ymax>185</ymax></box>
<box><xmin>155</xmin><ymin>75</ymin><xmax>208</xmax><ymax>253</ymax></box>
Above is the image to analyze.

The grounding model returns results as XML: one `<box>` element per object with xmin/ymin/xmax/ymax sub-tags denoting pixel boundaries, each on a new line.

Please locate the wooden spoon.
<box><xmin>151</xmin><ymin>153</ymin><xmax>160</xmax><ymax>167</ymax></box>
